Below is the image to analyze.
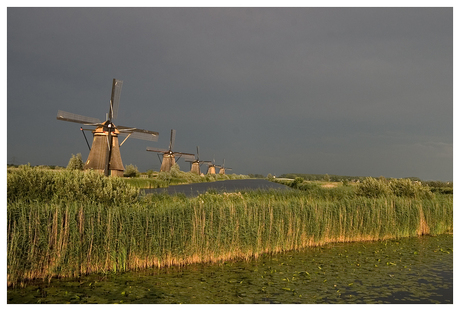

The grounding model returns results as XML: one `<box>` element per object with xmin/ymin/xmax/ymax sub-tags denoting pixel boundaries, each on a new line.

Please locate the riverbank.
<box><xmin>7</xmin><ymin>167</ymin><xmax>453</xmax><ymax>287</ymax></box>
<box><xmin>7</xmin><ymin>190</ymin><xmax>452</xmax><ymax>287</ymax></box>
<box><xmin>8</xmin><ymin>234</ymin><xmax>452</xmax><ymax>303</ymax></box>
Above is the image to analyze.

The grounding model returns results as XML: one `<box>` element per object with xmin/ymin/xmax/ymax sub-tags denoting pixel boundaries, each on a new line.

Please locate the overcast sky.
<box><xmin>6</xmin><ymin>6</ymin><xmax>453</xmax><ymax>181</ymax></box>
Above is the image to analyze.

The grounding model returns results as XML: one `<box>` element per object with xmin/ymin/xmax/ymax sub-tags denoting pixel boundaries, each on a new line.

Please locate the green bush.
<box><xmin>355</xmin><ymin>177</ymin><xmax>392</xmax><ymax>198</ymax></box>
<box><xmin>66</xmin><ymin>153</ymin><xmax>84</xmax><ymax>170</ymax></box>
<box><xmin>388</xmin><ymin>178</ymin><xmax>434</xmax><ymax>199</ymax></box>
<box><xmin>7</xmin><ymin>164</ymin><xmax>139</xmax><ymax>204</ymax></box>
<box><xmin>124</xmin><ymin>164</ymin><xmax>140</xmax><ymax>177</ymax></box>
<box><xmin>290</xmin><ymin>177</ymin><xmax>305</xmax><ymax>188</ymax></box>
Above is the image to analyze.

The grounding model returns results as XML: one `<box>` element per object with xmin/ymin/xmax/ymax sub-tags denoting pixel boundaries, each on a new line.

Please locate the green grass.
<box><xmin>123</xmin><ymin>168</ymin><xmax>250</xmax><ymax>189</ymax></box>
<box><xmin>7</xmin><ymin>166</ymin><xmax>453</xmax><ymax>287</ymax></box>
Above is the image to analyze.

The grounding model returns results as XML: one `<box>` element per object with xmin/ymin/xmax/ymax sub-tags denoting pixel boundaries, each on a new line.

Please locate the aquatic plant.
<box><xmin>7</xmin><ymin>188</ymin><xmax>452</xmax><ymax>286</ymax></box>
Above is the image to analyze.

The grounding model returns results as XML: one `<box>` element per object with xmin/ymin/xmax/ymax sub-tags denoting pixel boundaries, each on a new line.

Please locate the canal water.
<box><xmin>7</xmin><ymin>234</ymin><xmax>452</xmax><ymax>304</ymax></box>
<box><xmin>141</xmin><ymin>179</ymin><xmax>291</xmax><ymax>197</ymax></box>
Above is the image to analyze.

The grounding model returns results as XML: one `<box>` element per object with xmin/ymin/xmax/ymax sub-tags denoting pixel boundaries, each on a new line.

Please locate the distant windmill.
<box><xmin>205</xmin><ymin>158</ymin><xmax>217</xmax><ymax>175</ymax></box>
<box><xmin>186</xmin><ymin>146</ymin><xmax>212</xmax><ymax>175</ymax></box>
<box><xmin>146</xmin><ymin>129</ymin><xmax>195</xmax><ymax>172</ymax></box>
<box><xmin>56</xmin><ymin>79</ymin><xmax>159</xmax><ymax>177</ymax></box>
<box><xmin>217</xmin><ymin>159</ymin><xmax>232</xmax><ymax>175</ymax></box>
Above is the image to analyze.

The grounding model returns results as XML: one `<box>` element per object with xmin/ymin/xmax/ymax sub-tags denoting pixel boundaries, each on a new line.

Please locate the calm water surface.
<box><xmin>8</xmin><ymin>234</ymin><xmax>452</xmax><ymax>304</ymax></box>
<box><xmin>142</xmin><ymin>179</ymin><xmax>290</xmax><ymax>197</ymax></box>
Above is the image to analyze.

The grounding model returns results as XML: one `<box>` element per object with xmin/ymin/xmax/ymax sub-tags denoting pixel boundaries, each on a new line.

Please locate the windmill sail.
<box><xmin>109</xmin><ymin>79</ymin><xmax>123</xmax><ymax>120</ymax></box>
<box><xmin>57</xmin><ymin>110</ymin><xmax>101</xmax><ymax>125</ymax></box>
<box><xmin>146</xmin><ymin>129</ymin><xmax>194</xmax><ymax>172</ymax></box>
<box><xmin>57</xmin><ymin>78</ymin><xmax>159</xmax><ymax>177</ymax></box>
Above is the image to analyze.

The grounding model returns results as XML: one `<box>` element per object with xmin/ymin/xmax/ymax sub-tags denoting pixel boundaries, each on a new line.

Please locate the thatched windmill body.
<box><xmin>186</xmin><ymin>146</ymin><xmax>212</xmax><ymax>175</ymax></box>
<box><xmin>57</xmin><ymin>79</ymin><xmax>159</xmax><ymax>176</ymax></box>
<box><xmin>217</xmin><ymin>159</ymin><xmax>232</xmax><ymax>175</ymax></box>
<box><xmin>146</xmin><ymin>129</ymin><xmax>195</xmax><ymax>172</ymax></box>
<box><xmin>205</xmin><ymin>158</ymin><xmax>217</xmax><ymax>175</ymax></box>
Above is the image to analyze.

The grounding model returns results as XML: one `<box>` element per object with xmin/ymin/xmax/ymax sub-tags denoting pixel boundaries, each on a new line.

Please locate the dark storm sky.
<box><xmin>6</xmin><ymin>7</ymin><xmax>453</xmax><ymax>180</ymax></box>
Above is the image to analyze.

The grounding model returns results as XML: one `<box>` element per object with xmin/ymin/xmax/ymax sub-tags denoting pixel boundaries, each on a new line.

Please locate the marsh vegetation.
<box><xmin>7</xmin><ymin>165</ymin><xmax>453</xmax><ymax>288</ymax></box>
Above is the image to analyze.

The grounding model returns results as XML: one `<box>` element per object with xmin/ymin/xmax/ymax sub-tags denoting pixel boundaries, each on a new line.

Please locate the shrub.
<box><xmin>124</xmin><ymin>164</ymin><xmax>140</xmax><ymax>177</ymax></box>
<box><xmin>7</xmin><ymin>164</ymin><xmax>139</xmax><ymax>204</ymax></box>
<box><xmin>66</xmin><ymin>153</ymin><xmax>84</xmax><ymax>170</ymax></box>
<box><xmin>388</xmin><ymin>178</ymin><xmax>434</xmax><ymax>199</ymax></box>
<box><xmin>355</xmin><ymin>177</ymin><xmax>392</xmax><ymax>198</ymax></box>
<box><xmin>290</xmin><ymin>177</ymin><xmax>305</xmax><ymax>189</ymax></box>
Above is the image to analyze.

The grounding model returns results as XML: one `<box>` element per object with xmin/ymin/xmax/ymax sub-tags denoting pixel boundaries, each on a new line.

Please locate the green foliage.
<box><xmin>7</xmin><ymin>190</ymin><xmax>453</xmax><ymax>286</ymax></box>
<box><xmin>170</xmin><ymin>163</ymin><xmax>181</xmax><ymax>178</ymax></box>
<box><xmin>123</xmin><ymin>164</ymin><xmax>140</xmax><ymax>177</ymax></box>
<box><xmin>388</xmin><ymin>178</ymin><xmax>434</xmax><ymax>199</ymax></box>
<box><xmin>248</xmin><ymin>174</ymin><xmax>265</xmax><ymax>178</ymax></box>
<box><xmin>66</xmin><ymin>153</ymin><xmax>84</xmax><ymax>170</ymax></box>
<box><xmin>125</xmin><ymin>168</ymin><xmax>249</xmax><ymax>189</ymax></box>
<box><xmin>7</xmin><ymin>165</ymin><xmax>452</xmax><ymax>286</ymax></box>
<box><xmin>7</xmin><ymin>164</ymin><xmax>139</xmax><ymax>204</ymax></box>
<box><xmin>355</xmin><ymin>177</ymin><xmax>392</xmax><ymax>198</ymax></box>
<box><xmin>356</xmin><ymin>177</ymin><xmax>434</xmax><ymax>199</ymax></box>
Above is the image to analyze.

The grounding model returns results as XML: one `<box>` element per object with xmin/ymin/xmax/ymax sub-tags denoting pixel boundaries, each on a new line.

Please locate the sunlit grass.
<box><xmin>7</xmin><ymin>166</ymin><xmax>453</xmax><ymax>286</ymax></box>
<box><xmin>7</xmin><ymin>190</ymin><xmax>452</xmax><ymax>286</ymax></box>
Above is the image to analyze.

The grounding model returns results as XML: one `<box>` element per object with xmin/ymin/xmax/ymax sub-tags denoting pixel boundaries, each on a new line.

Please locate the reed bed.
<box><xmin>7</xmin><ymin>189</ymin><xmax>452</xmax><ymax>287</ymax></box>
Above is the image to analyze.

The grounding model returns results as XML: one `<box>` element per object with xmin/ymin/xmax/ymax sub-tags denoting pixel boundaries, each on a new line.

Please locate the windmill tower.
<box><xmin>206</xmin><ymin>159</ymin><xmax>217</xmax><ymax>175</ymax></box>
<box><xmin>186</xmin><ymin>146</ymin><xmax>211</xmax><ymax>175</ymax></box>
<box><xmin>146</xmin><ymin>129</ymin><xmax>195</xmax><ymax>172</ymax></box>
<box><xmin>217</xmin><ymin>159</ymin><xmax>232</xmax><ymax>175</ymax></box>
<box><xmin>57</xmin><ymin>79</ymin><xmax>159</xmax><ymax>177</ymax></box>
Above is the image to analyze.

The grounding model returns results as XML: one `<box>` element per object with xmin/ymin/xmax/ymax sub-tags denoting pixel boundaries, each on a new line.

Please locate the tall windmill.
<box><xmin>57</xmin><ymin>79</ymin><xmax>159</xmax><ymax>177</ymax></box>
<box><xmin>186</xmin><ymin>146</ymin><xmax>212</xmax><ymax>175</ymax></box>
<box><xmin>217</xmin><ymin>159</ymin><xmax>232</xmax><ymax>175</ymax></box>
<box><xmin>146</xmin><ymin>129</ymin><xmax>195</xmax><ymax>172</ymax></box>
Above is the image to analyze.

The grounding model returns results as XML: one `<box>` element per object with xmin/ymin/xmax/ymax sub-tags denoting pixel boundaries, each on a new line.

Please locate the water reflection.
<box><xmin>8</xmin><ymin>235</ymin><xmax>453</xmax><ymax>304</ymax></box>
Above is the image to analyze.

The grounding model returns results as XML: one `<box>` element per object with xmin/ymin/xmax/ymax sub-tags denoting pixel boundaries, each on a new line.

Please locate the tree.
<box><xmin>66</xmin><ymin>153</ymin><xmax>84</xmax><ymax>170</ymax></box>
<box><xmin>124</xmin><ymin>164</ymin><xmax>140</xmax><ymax>177</ymax></box>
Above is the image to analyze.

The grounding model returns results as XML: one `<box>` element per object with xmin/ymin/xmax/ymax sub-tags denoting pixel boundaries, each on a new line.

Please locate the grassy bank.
<box><xmin>7</xmin><ymin>167</ymin><xmax>453</xmax><ymax>287</ymax></box>
<box><xmin>124</xmin><ymin>169</ymin><xmax>249</xmax><ymax>189</ymax></box>
<box><xmin>8</xmin><ymin>192</ymin><xmax>452</xmax><ymax>286</ymax></box>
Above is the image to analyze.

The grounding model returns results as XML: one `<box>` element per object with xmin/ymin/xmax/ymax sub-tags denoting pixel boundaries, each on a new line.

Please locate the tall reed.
<box><xmin>7</xmin><ymin>190</ymin><xmax>453</xmax><ymax>286</ymax></box>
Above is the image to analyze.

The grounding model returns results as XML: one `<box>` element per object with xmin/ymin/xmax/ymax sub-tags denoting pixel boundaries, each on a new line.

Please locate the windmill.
<box><xmin>186</xmin><ymin>146</ymin><xmax>212</xmax><ymax>175</ymax></box>
<box><xmin>57</xmin><ymin>79</ymin><xmax>159</xmax><ymax>177</ymax></box>
<box><xmin>217</xmin><ymin>159</ymin><xmax>232</xmax><ymax>175</ymax></box>
<box><xmin>205</xmin><ymin>158</ymin><xmax>217</xmax><ymax>175</ymax></box>
<box><xmin>146</xmin><ymin>129</ymin><xmax>195</xmax><ymax>172</ymax></box>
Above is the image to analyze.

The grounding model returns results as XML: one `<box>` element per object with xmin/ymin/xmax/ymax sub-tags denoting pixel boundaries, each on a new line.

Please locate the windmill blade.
<box><xmin>196</xmin><ymin>146</ymin><xmax>200</xmax><ymax>160</ymax></box>
<box><xmin>119</xmin><ymin>131</ymin><xmax>159</xmax><ymax>141</ymax></box>
<box><xmin>169</xmin><ymin>129</ymin><xmax>176</xmax><ymax>151</ymax></box>
<box><xmin>146</xmin><ymin>147</ymin><xmax>169</xmax><ymax>153</ymax></box>
<box><xmin>175</xmin><ymin>152</ymin><xmax>195</xmax><ymax>161</ymax></box>
<box><xmin>57</xmin><ymin>110</ymin><xmax>101</xmax><ymax>125</ymax></box>
<box><xmin>118</xmin><ymin>127</ymin><xmax>159</xmax><ymax>141</ymax></box>
<box><xmin>109</xmin><ymin>79</ymin><xmax>123</xmax><ymax>120</ymax></box>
